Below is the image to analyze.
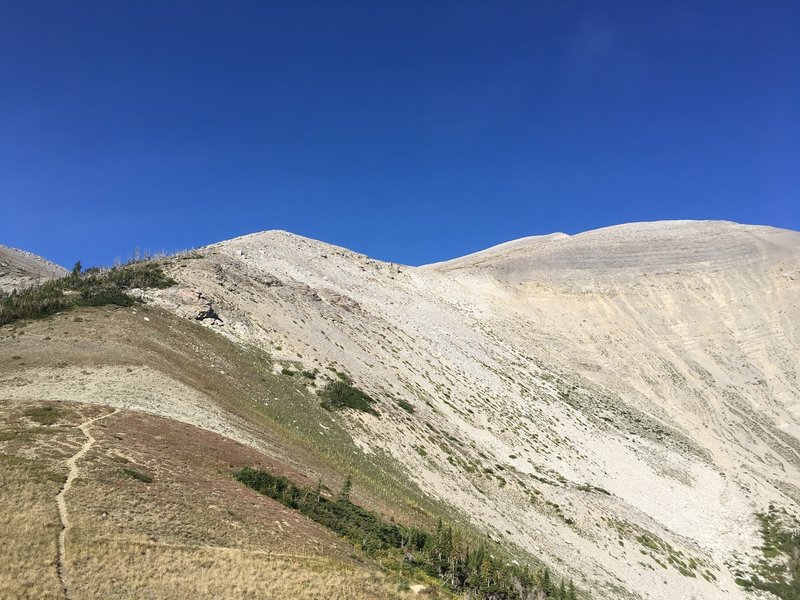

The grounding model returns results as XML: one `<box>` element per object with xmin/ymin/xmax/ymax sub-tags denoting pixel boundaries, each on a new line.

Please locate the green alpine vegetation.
<box><xmin>0</xmin><ymin>260</ymin><xmax>175</xmax><ymax>326</ymax></box>
<box><xmin>23</xmin><ymin>405</ymin><xmax>65</xmax><ymax>425</ymax></box>
<box><xmin>319</xmin><ymin>380</ymin><xmax>381</xmax><ymax>417</ymax></box>
<box><xmin>234</xmin><ymin>466</ymin><xmax>577</xmax><ymax>599</ymax></box>
<box><xmin>736</xmin><ymin>506</ymin><xmax>800</xmax><ymax>599</ymax></box>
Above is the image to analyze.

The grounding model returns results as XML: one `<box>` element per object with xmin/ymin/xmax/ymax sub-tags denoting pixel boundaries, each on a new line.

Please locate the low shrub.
<box><xmin>320</xmin><ymin>380</ymin><xmax>380</xmax><ymax>417</ymax></box>
<box><xmin>121</xmin><ymin>468</ymin><xmax>153</xmax><ymax>483</ymax></box>
<box><xmin>396</xmin><ymin>399</ymin><xmax>415</xmax><ymax>413</ymax></box>
<box><xmin>736</xmin><ymin>508</ymin><xmax>800</xmax><ymax>599</ymax></box>
<box><xmin>24</xmin><ymin>406</ymin><xmax>62</xmax><ymax>425</ymax></box>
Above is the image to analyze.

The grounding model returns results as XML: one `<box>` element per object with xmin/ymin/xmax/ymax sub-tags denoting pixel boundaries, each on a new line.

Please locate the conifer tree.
<box><xmin>567</xmin><ymin>579</ymin><xmax>577</xmax><ymax>600</ymax></box>
<box><xmin>337</xmin><ymin>474</ymin><xmax>352</xmax><ymax>502</ymax></box>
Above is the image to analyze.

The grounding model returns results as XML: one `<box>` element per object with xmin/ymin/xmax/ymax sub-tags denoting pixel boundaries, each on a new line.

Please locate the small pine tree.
<box><xmin>337</xmin><ymin>474</ymin><xmax>352</xmax><ymax>502</ymax></box>
<box><xmin>567</xmin><ymin>579</ymin><xmax>577</xmax><ymax>600</ymax></box>
<box><xmin>314</xmin><ymin>478</ymin><xmax>323</xmax><ymax>502</ymax></box>
<box><xmin>541</xmin><ymin>569</ymin><xmax>555</xmax><ymax>596</ymax></box>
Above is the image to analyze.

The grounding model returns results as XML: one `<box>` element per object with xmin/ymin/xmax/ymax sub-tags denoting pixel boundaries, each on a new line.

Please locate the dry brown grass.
<box><xmin>69</xmin><ymin>537</ymin><xmax>408</xmax><ymax>599</ymax></box>
<box><xmin>0</xmin><ymin>399</ymin><xmax>422</xmax><ymax>599</ymax></box>
<box><xmin>0</xmin><ymin>306</ymin><xmax>454</xmax><ymax>598</ymax></box>
<box><xmin>0</xmin><ymin>305</ymin><xmax>438</xmax><ymax>526</ymax></box>
<box><xmin>0</xmin><ymin>454</ymin><xmax>64</xmax><ymax>599</ymax></box>
<box><xmin>0</xmin><ymin>402</ymin><xmax>94</xmax><ymax>599</ymax></box>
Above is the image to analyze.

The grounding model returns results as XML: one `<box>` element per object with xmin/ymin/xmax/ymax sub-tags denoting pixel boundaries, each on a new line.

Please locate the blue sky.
<box><xmin>1</xmin><ymin>1</ymin><xmax>798</xmax><ymax>268</ymax></box>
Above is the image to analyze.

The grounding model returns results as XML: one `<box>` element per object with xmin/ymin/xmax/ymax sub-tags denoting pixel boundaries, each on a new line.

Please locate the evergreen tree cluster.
<box><xmin>234</xmin><ymin>466</ymin><xmax>577</xmax><ymax>599</ymax></box>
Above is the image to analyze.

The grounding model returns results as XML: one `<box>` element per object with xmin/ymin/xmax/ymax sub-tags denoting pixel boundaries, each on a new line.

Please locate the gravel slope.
<box><xmin>145</xmin><ymin>220</ymin><xmax>800</xmax><ymax>599</ymax></box>
<box><xmin>0</xmin><ymin>244</ymin><xmax>67</xmax><ymax>292</ymax></box>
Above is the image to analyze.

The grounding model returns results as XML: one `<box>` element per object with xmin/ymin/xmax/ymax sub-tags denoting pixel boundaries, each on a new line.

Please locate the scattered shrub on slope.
<box><xmin>320</xmin><ymin>380</ymin><xmax>380</xmax><ymax>417</ymax></box>
<box><xmin>23</xmin><ymin>406</ymin><xmax>63</xmax><ymax>425</ymax></box>
<box><xmin>0</xmin><ymin>261</ymin><xmax>175</xmax><ymax>326</ymax></box>
<box><xmin>736</xmin><ymin>506</ymin><xmax>800</xmax><ymax>599</ymax></box>
<box><xmin>121</xmin><ymin>468</ymin><xmax>154</xmax><ymax>484</ymax></box>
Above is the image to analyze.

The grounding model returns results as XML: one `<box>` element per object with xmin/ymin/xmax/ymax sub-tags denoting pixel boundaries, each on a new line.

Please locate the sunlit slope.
<box><xmin>0</xmin><ymin>398</ymin><xmax>416</xmax><ymax>600</ymax></box>
<box><xmin>142</xmin><ymin>220</ymin><xmax>800</xmax><ymax>599</ymax></box>
<box><xmin>428</xmin><ymin>220</ymin><xmax>800</xmax><ymax>502</ymax></box>
<box><xmin>0</xmin><ymin>244</ymin><xmax>67</xmax><ymax>292</ymax></box>
<box><xmin>0</xmin><ymin>305</ymin><xmax>464</xmax><ymax>598</ymax></box>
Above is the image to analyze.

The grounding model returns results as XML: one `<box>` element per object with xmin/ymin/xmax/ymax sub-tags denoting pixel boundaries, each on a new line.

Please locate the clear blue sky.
<box><xmin>1</xmin><ymin>1</ymin><xmax>798</xmax><ymax>268</ymax></box>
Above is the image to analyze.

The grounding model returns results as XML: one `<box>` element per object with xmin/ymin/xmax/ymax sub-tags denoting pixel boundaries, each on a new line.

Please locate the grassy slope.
<box><xmin>0</xmin><ymin>399</ymin><xmax>429</xmax><ymax>599</ymax></box>
<box><xmin>0</xmin><ymin>304</ymin><xmax>497</xmax><ymax>597</ymax></box>
<box><xmin>1</xmin><ymin>303</ymin><xmax>447</xmax><ymax>519</ymax></box>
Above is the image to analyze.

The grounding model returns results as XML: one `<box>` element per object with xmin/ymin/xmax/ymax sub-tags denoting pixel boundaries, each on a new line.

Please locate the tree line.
<box><xmin>234</xmin><ymin>466</ymin><xmax>578</xmax><ymax>599</ymax></box>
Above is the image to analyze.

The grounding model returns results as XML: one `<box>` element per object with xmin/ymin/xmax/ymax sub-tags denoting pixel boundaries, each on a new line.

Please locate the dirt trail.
<box><xmin>55</xmin><ymin>408</ymin><xmax>120</xmax><ymax>599</ymax></box>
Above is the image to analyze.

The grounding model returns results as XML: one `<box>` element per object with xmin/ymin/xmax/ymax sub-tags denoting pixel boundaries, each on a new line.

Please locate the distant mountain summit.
<box><xmin>425</xmin><ymin>220</ymin><xmax>800</xmax><ymax>281</ymax></box>
<box><xmin>0</xmin><ymin>244</ymin><xmax>67</xmax><ymax>292</ymax></box>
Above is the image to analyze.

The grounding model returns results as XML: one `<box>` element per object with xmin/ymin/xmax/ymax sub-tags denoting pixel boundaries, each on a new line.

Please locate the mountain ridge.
<box><xmin>0</xmin><ymin>243</ymin><xmax>68</xmax><ymax>292</ymax></box>
<box><xmin>2</xmin><ymin>219</ymin><xmax>799</xmax><ymax>599</ymax></box>
<box><xmin>145</xmin><ymin>219</ymin><xmax>798</xmax><ymax>597</ymax></box>
<box><xmin>424</xmin><ymin>220</ymin><xmax>800</xmax><ymax>279</ymax></box>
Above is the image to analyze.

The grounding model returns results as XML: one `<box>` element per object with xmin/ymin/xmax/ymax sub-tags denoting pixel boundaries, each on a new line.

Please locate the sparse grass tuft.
<box><xmin>577</xmin><ymin>483</ymin><xmax>611</xmax><ymax>496</ymax></box>
<box><xmin>396</xmin><ymin>399</ymin><xmax>415</xmax><ymax>413</ymax></box>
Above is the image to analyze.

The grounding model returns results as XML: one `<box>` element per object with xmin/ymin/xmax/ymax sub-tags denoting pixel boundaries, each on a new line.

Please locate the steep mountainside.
<box><xmin>2</xmin><ymin>220</ymin><xmax>798</xmax><ymax>599</ymax></box>
<box><xmin>0</xmin><ymin>244</ymin><xmax>67</xmax><ymax>292</ymax></box>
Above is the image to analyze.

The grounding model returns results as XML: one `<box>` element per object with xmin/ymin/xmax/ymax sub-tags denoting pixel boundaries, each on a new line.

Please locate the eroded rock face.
<box><xmin>317</xmin><ymin>290</ymin><xmax>360</xmax><ymax>312</ymax></box>
<box><xmin>154</xmin><ymin>286</ymin><xmax>223</xmax><ymax>324</ymax></box>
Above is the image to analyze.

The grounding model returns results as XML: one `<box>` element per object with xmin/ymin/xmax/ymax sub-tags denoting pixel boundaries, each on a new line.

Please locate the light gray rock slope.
<box><xmin>149</xmin><ymin>220</ymin><xmax>800</xmax><ymax>600</ymax></box>
<box><xmin>6</xmin><ymin>220</ymin><xmax>795</xmax><ymax>598</ymax></box>
<box><xmin>0</xmin><ymin>244</ymin><xmax>67</xmax><ymax>292</ymax></box>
